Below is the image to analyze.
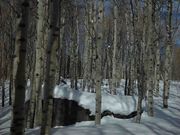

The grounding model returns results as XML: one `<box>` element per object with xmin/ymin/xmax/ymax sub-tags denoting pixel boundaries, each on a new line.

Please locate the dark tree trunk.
<box><xmin>10</xmin><ymin>0</ymin><xmax>30</xmax><ymax>134</ymax></box>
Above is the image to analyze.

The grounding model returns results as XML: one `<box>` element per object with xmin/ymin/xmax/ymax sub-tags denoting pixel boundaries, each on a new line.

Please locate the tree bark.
<box><xmin>147</xmin><ymin>0</ymin><xmax>155</xmax><ymax>117</ymax></box>
<box><xmin>163</xmin><ymin>0</ymin><xmax>173</xmax><ymax>108</ymax></box>
<box><xmin>40</xmin><ymin>0</ymin><xmax>60</xmax><ymax>134</ymax></box>
<box><xmin>10</xmin><ymin>0</ymin><xmax>30</xmax><ymax>134</ymax></box>
<box><xmin>27</xmin><ymin>0</ymin><xmax>46</xmax><ymax>128</ymax></box>
<box><xmin>111</xmin><ymin>5</ymin><xmax>118</xmax><ymax>95</ymax></box>
<box><xmin>83</xmin><ymin>1</ymin><xmax>92</xmax><ymax>92</ymax></box>
<box><xmin>154</xmin><ymin>43</ymin><xmax>160</xmax><ymax>97</ymax></box>
<box><xmin>95</xmin><ymin>0</ymin><xmax>103</xmax><ymax>125</ymax></box>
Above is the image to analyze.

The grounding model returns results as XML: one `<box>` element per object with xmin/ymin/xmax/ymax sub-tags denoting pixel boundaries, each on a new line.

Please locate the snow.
<box><xmin>1</xmin><ymin>80</ymin><xmax>180</xmax><ymax>135</ymax></box>
<box><xmin>25</xmin><ymin>79</ymin><xmax>31</xmax><ymax>102</ymax></box>
<box><xmin>53</xmin><ymin>83</ymin><xmax>143</xmax><ymax>115</ymax></box>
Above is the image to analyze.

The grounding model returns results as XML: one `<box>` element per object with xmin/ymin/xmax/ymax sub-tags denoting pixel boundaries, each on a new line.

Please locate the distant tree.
<box><xmin>163</xmin><ymin>0</ymin><xmax>173</xmax><ymax>108</ymax></box>
<box><xmin>83</xmin><ymin>0</ymin><xmax>93</xmax><ymax>92</ymax></box>
<box><xmin>133</xmin><ymin>0</ymin><xmax>146</xmax><ymax>123</ymax></box>
<box><xmin>110</xmin><ymin>4</ymin><xmax>118</xmax><ymax>95</ymax></box>
<box><xmin>147</xmin><ymin>0</ymin><xmax>156</xmax><ymax>117</ymax></box>
<box><xmin>172</xmin><ymin>48</ymin><xmax>180</xmax><ymax>80</ymax></box>
<box><xmin>27</xmin><ymin>0</ymin><xmax>46</xmax><ymax>128</ymax></box>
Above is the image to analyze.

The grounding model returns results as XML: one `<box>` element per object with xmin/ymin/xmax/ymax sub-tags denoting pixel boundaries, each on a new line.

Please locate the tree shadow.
<box><xmin>25</xmin><ymin>129</ymin><xmax>40</xmax><ymax>135</ymax></box>
<box><xmin>0</xmin><ymin>106</ymin><xmax>11</xmax><ymax>119</ymax></box>
<box><xmin>0</xmin><ymin>117</ymin><xmax>10</xmax><ymax>125</ymax></box>
<box><xmin>154</xmin><ymin>107</ymin><xmax>180</xmax><ymax>128</ymax></box>
<box><xmin>51</xmin><ymin>124</ymin><xmax>135</xmax><ymax>135</ymax></box>
<box><xmin>143</xmin><ymin>121</ymin><xmax>179</xmax><ymax>135</ymax></box>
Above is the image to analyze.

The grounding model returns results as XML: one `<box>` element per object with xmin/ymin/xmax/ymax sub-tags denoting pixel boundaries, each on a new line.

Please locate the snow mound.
<box><xmin>53</xmin><ymin>84</ymin><xmax>144</xmax><ymax>115</ymax></box>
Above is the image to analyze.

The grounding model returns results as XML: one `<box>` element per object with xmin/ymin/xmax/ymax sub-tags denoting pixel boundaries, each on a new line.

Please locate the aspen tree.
<box><xmin>147</xmin><ymin>0</ymin><xmax>156</xmax><ymax>116</ymax></box>
<box><xmin>75</xmin><ymin>0</ymin><xmax>79</xmax><ymax>90</ymax></box>
<box><xmin>1</xmin><ymin>45</ymin><xmax>5</xmax><ymax>107</ymax></box>
<box><xmin>83</xmin><ymin>0</ymin><xmax>92</xmax><ymax>92</ymax></box>
<box><xmin>27</xmin><ymin>0</ymin><xmax>46</xmax><ymax>128</ymax></box>
<box><xmin>70</xmin><ymin>23</ymin><xmax>75</xmax><ymax>89</ymax></box>
<box><xmin>90</xmin><ymin>0</ymin><xmax>97</xmax><ymax>93</ymax></box>
<box><xmin>153</xmin><ymin>10</ymin><xmax>161</xmax><ymax>97</ymax></box>
<box><xmin>10</xmin><ymin>0</ymin><xmax>30</xmax><ymax>134</ymax></box>
<box><xmin>125</xmin><ymin>3</ymin><xmax>135</xmax><ymax>95</ymax></box>
<box><xmin>40</xmin><ymin>0</ymin><xmax>60</xmax><ymax>134</ymax></box>
<box><xmin>56</xmin><ymin>6</ymin><xmax>65</xmax><ymax>84</ymax></box>
<box><xmin>111</xmin><ymin>4</ymin><xmax>117</xmax><ymax>95</ymax></box>
<box><xmin>69</xmin><ymin>4</ymin><xmax>78</xmax><ymax>89</ymax></box>
<box><xmin>95</xmin><ymin>0</ymin><xmax>103</xmax><ymax>125</ymax></box>
<box><xmin>134</xmin><ymin>0</ymin><xmax>145</xmax><ymax>123</ymax></box>
<box><xmin>154</xmin><ymin>43</ymin><xmax>160</xmax><ymax>97</ymax></box>
<box><xmin>163</xmin><ymin>0</ymin><xmax>173</xmax><ymax>108</ymax></box>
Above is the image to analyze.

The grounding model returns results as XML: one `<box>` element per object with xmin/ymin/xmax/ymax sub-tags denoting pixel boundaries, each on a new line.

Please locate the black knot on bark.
<box><xmin>98</xmin><ymin>36</ymin><xmax>101</xmax><ymax>39</ymax></box>
<box><xmin>16</xmin><ymin>85</ymin><xmax>25</xmax><ymax>90</ymax></box>
<box><xmin>22</xmin><ymin>2</ymin><xmax>29</xmax><ymax>7</ymax></box>
<box><xmin>19</xmin><ymin>23</ymin><xmax>26</xmax><ymax>28</ymax></box>
<box><xmin>50</xmin><ymin>25</ymin><xmax>53</xmax><ymax>28</ymax></box>
<box><xmin>47</xmin><ymin>50</ymin><xmax>51</xmax><ymax>54</ymax></box>
<box><xmin>53</xmin><ymin>33</ymin><xmax>58</xmax><ymax>37</ymax></box>
<box><xmin>19</xmin><ymin>37</ymin><xmax>26</xmax><ymax>42</ymax></box>
<box><xmin>20</xmin><ymin>49</ymin><xmax>26</xmax><ymax>52</ymax></box>
<box><xmin>96</xmin><ymin>55</ymin><xmax>98</xmax><ymax>59</ymax></box>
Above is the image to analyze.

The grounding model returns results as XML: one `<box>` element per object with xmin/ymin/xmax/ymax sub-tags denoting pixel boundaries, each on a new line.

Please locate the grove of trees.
<box><xmin>0</xmin><ymin>0</ymin><xmax>179</xmax><ymax>135</ymax></box>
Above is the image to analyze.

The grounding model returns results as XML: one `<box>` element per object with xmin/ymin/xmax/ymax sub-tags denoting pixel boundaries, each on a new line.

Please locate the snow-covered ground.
<box><xmin>0</xmin><ymin>80</ymin><xmax>180</xmax><ymax>135</ymax></box>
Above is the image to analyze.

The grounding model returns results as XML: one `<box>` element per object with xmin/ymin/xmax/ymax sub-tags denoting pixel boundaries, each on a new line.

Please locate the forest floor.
<box><xmin>0</xmin><ymin>80</ymin><xmax>180</xmax><ymax>135</ymax></box>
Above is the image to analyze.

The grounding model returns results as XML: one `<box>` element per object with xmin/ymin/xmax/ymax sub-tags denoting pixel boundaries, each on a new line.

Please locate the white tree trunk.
<box><xmin>147</xmin><ymin>0</ymin><xmax>155</xmax><ymax>116</ymax></box>
<box><xmin>27</xmin><ymin>0</ymin><xmax>46</xmax><ymax>128</ymax></box>
<box><xmin>154</xmin><ymin>44</ymin><xmax>160</xmax><ymax>97</ymax></box>
<box><xmin>111</xmin><ymin>5</ymin><xmax>118</xmax><ymax>95</ymax></box>
<box><xmin>83</xmin><ymin>1</ymin><xmax>92</xmax><ymax>92</ymax></box>
<box><xmin>163</xmin><ymin>0</ymin><xmax>172</xmax><ymax>108</ymax></box>
<box><xmin>95</xmin><ymin>0</ymin><xmax>103</xmax><ymax>125</ymax></box>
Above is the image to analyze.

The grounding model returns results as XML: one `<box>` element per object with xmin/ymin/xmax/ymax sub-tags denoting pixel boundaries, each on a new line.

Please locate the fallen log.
<box><xmin>89</xmin><ymin>110</ymin><xmax>144</xmax><ymax>120</ymax></box>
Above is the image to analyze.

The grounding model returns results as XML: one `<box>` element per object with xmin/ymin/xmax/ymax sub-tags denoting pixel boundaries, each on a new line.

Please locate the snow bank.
<box><xmin>53</xmin><ymin>84</ymin><xmax>143</xmax><ymax>115</ymax></box>
<box><xmin>25</xmin><ymin>79</ymin><xmax>145</xmax><ymax>115</ymax></box>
